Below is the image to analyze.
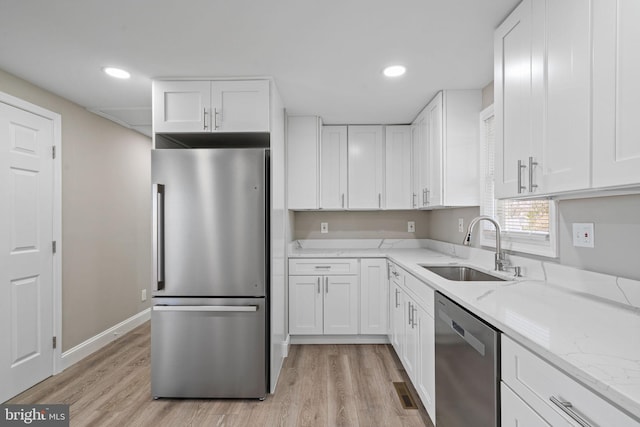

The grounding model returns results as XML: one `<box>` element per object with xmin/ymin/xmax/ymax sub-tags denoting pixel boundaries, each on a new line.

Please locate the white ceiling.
<box><xmin>0</xmin><ymin>0</ymin><xmax>519</xmax><ymax>136</ymax></box>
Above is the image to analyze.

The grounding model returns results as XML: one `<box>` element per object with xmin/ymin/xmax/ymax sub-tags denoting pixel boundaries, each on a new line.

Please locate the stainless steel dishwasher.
<box><xmin>434</xmin><ymin>291</ymin><xmax>499</xmax><ymax>427</ymax></box>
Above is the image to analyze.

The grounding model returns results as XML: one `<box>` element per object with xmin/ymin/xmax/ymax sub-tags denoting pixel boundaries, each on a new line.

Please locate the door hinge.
<box><xmin>52</xmin><ymin>146</ymin><xmax>56</xmax><ymax>159</ymax></box>
<box><xmin>52</xmin><ymin>241</ymin><xmax>57</xmax><ymax>254</ymax></box>
<box><xmin>52</xmin><ymin>336</ymin><xmax>57</xmax><ymax>349</ymax></box>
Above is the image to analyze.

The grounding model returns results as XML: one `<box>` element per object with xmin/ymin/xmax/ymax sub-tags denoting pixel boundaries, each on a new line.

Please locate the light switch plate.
<box><xmin>572</xmin><ymin>223</ymin><xmax>594</xmax><ymax>248</ymax></box>
<box><xmin>320</xmin><ymin>222</ymin><xmax>328</xmax><ymax>234</ymax></box>
<box><xmin>458</xmin><ymin>218</ymin><xmax>464</xmax><ymax>233</ymax></box>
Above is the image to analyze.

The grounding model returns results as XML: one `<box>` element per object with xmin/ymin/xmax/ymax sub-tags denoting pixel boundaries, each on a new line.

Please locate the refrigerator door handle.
<box><xmin>153</xmin><ymin>305</ymin><xmax>258</xmax><ymax>312</ymax></box>
<box><xmin>152</xmin><ymin>184</ymin><xmax>165</xmax><ymax>291</ymax></box>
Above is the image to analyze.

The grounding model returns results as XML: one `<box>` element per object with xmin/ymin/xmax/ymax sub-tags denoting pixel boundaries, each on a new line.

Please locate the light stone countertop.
<box><xmin>289</xmin><ymin>239</ymin><xmax>640</xmax><ymax>422</ymax></box>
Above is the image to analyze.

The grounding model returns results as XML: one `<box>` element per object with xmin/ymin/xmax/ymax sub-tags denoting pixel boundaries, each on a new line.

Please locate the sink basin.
<box><xmin>420</xmin><ymin>265</ymin><xmax>507</xmax><ymax>282</ymax></box>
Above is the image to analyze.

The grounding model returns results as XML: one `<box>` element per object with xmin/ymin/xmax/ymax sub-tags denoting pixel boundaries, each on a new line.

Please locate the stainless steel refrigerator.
<box><xmin>150</xmin><ymin>148</ymin><xmax>269</xmax><ymax>399</ymax></box>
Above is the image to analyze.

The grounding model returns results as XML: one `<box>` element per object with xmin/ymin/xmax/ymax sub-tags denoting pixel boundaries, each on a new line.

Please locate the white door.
<box><xmin>320</xmin><ymin>126</ymin><xmax>348</xmax><ymax>209</ymax></box>
<box><xmin>213</xmin><ymin>80</ymin><xmax>269</xmax><ymax>132</ymax></box>
<box><xmin>347</xmin><ymin>126</ymin><xmax>384</xmax><ymax>209</ymax></box>
<box><xmin>323</xmin><ymin>275</ymin><xmax>358</xmax><ymax>335</ymax></box>
<box><xmin>0</xmin><ymin>102</ymin><xmax>54</xmax><ymax>402</ymax></box>
<box><xmin>288</xmin><ymin>275</ymin><xmax>323</xmax><ymax>335</ymax></box>
<box><xmin>384</xmin><ymin>126</ymin><xmax>412</xmax><ymax>209</ymax></box>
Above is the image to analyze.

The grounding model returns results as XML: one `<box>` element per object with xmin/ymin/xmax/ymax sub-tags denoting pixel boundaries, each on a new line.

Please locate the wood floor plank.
<box><xmin>7</xmin><ymin>323</ymin><xmax>432</xmax><ymax>426</ymax></box>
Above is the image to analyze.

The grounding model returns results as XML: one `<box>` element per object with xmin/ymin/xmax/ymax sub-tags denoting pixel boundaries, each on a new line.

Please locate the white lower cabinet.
<box><xmin>502</xmin><ymin>382</ymin><xmax>556</xmax><ymax>426</ymax></box>
<box><xmin>288</xmin><ymin>274</ymin><xmax>357</xmax><ymax>335</ymax></box>
<box><xmin>360</xmin><ymin>259</ymin><xmax>388</xmax><ymax>335</ymax></box>
<box><xmin>502</xmin><ymin>335</ymin><xmax>638</xmax><ymax>427</ymax></box>
<box><xmin>387</xmin><ymin>262</ymin><xmax>436</xmax><ymax>425</ymax></box>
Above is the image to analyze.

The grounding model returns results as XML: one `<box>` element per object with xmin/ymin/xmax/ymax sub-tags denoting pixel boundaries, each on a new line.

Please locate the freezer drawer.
<box><xmin>151</xmin><ymin>297</ymin><xmax>267</xmax><ymax>399</ymax></box>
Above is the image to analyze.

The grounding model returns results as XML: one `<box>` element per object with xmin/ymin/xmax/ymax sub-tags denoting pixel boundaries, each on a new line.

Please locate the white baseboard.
<box><xmin>60</xmin><ymin>308</ymin><xmax>150</xmax><ymax>371</ymax></box>
<box><xmin>290</xmin><ymin>335</ymin><xmax>390</xmax><ymax>345</ymax></box>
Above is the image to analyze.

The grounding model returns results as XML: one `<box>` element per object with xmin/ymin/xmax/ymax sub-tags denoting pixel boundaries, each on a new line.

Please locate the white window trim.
<box><xmin>478</xmin><ymin>105</ymin><xmax>558</xmax><ymax>258</ymax></box>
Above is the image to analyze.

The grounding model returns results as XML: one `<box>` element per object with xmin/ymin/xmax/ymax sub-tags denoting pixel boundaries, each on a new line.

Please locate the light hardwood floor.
<box><xmin>9</xmin><ymin>322</ymin><xmax>432</xmax><ymax>426</ymax></box>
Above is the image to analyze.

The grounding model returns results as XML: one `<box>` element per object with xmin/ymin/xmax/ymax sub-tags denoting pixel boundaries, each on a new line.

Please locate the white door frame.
<box><xmin>1</xmin><ymin>90</ymin><xmax>63</xmax><ymax>375</ymax></box>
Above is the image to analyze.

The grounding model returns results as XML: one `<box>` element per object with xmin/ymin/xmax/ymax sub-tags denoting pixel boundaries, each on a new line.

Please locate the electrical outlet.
<box><xmin>407</xmin><ymin>221</ymin><xmax>415</xmax><ymax>232</ymax></box>
<box><xmin>320</xmin><ymin>222</ymin><xmax>329</xmax><ymax>234</ymax></box>
<box><xmin>572</xmin><ymin>223</ymin><xmax>594</xmax><ymax>248</ymax></box>
<box><xmin>458</xmin><ymin>218</ymin><xmax>464</xmax><ymax>233</ymax></box>
<box><xmin>141</xmin><ymin>289</ymin><xmax>147</xmax><ymax>301</ymax></box>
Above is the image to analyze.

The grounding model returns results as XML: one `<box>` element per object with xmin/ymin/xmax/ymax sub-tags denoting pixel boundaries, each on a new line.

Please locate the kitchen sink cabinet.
<box><xmin>320</xmin><ymin>125</ymin><xmax>348</xmax><ymax>209</ymax></box>
<box><xmin>412</xmin><ymin>90</ymin><xmax>481</xmax><ymax>208</ymax></box>
<box><xmin>153</xmin><ymin>79</ymin><xmax>269</xmax><ymax>133</ymax></box>
<box><xmin>347</xmin><ymin>125</ymin><xmax>385</xmax><ymax>209</ymax></box>
<box><xmin>495</xmin><ymin>0</ymin><xmax>591</xmax><ymax>198</ymax></box>
<box><xmin>592</xmin><ymin>0</ymin><xmax>640</xmax><ymax>188</ymax></box>
<box><xmin>385</xmin><ymin>126</ymin><xmax>413</xmax><ymax>209</ymax></box>
<box><xmin>359</xmin><ymin>259</ymin><xmax>388</xmax><ymax>335</ymax></box>
<box><xmin>287</xmin><ymin>116</ymin><xmax>321</xmax><ymax>209</ymax></box>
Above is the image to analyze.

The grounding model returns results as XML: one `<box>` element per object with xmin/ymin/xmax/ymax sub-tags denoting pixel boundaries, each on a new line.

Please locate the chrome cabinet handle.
<box><xmin>314</xmin><ymin>265</ymin><xmax>331</xmax><ymax>270</ymax></box>
<box><xmin>395</xmin><ymin>289</ymin><xmax>400</xmax><ymax>308</ymax></box>
<box><xmin>412</xmin><ymin>193</ymin><xmax>417</xmax><ymax>208</ymax></box>
<box><xmin>203</xmin><ymin>108</ymin><xmax>208</xmax><ymax>130</ymax></box>
<box><xmin>214</xmin><ymin>108</ymin><xmax>220</xmax><ymax>130</ymax></box>
<box><xmin>412</xmin><ymin>306</ymin><xmax>417</xmax><ymax>328</ymax></box>
<box><xmin>341</xmin><ymin>193</ymin><xmax>345</xmax><ymax>208</ymax></box>
<box><xmin>317</xmin><ymin>277</ymin><xmax>321</xmax><ymax>294</ymax></box>
<box><xmin>408</xmin><ymin>302</ymin><xmax>412</xmax><ymax>325</ymax></box>
<box><xmin>325</xmin><ymin>277</ymin><xmax>329</xmax><ymax>294</ymax></box>
<box><xmin>549</xmin><ymin>396</ymin><xmax>593</xmax><ymax>427</ymax></box>
<box><xmin>422</xmin><ymin>188</ymin><xmax>427</xmax><ymax>205</ymax></box>
<box><xmin>425</xmin><ymin>188</ymin><xmax>430</xmax><ymax>205</ymax></box>
<box><xmin>517</xmin><ymin>160</ymin><xmax>527</xmax><ymax>194</ymax></box>
<box><xmin>378</xmin><ymin>193</ymin><xmax>382</xmax><ymax>208</ymax></box>
<box><xmin>528</xmin><ymin>156</ymin><xmax>538</xmax><ymax>192</ymax></box>
<box><xmin>152</xmin><ymin>184</ymin><xmax>165</xmax><ymax>291</ymax></box>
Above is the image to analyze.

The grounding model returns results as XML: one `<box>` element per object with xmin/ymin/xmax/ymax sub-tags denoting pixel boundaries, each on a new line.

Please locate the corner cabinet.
<box><xmin>152</xmin><ymin>80</ymin><xmax>270</xmax><ymax>133</ymax></box>
<box><xmin>412</xmin><ymin>90</ymin><xmax>481</xmax><ymax>208</ymax></box>
<box><xmin>494</xmin><ymin>0</ymin><xmax>592</xmax><ymax>198</ymax></box>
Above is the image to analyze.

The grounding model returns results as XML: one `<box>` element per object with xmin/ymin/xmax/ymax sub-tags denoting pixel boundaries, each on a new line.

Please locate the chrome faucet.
<box><xmin>463</xmin><ymin>216</ymin><xmax>508</xmax><ymax>271</ymax></box>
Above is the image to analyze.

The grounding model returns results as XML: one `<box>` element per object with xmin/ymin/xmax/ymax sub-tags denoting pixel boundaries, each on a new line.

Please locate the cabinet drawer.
<box><xmin>502</xmin><ymin>336</ymin><xmax>638</xmax><ymax>427</ymax></box>
<box><xmin>404</xmin><ymin>272</ymin><xmax>434</xmax><ymax>316</ymax></box>
<box><xmin>288</xmin><ymin>258</ymin><xmax>358</xmax><ymax>275</ymax></box>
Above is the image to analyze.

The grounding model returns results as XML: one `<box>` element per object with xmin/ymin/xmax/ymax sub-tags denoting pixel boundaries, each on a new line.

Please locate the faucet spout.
<box><xmin>463</xmin><ymin>216</ymin><xmax>506</xmax><ymax>271</ymax></box>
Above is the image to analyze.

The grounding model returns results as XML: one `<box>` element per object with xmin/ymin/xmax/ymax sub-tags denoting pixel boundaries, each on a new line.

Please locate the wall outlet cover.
<box><xmin>408</xmin><ymin>221</ymin><xmax>415</xmax><ymax>232</ymax></box>
<box><xmin>572</xmin><ymin>223</ymin><xmax>594</xmax><ymax>248</ymax></box>
<box><xmin>320</xmin><ymin>222</ymin><xmax>328</xmax><ymax>233</ymax></box>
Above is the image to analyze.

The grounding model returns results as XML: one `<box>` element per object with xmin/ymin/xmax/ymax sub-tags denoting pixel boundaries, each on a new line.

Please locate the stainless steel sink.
<box><xmin>420</xmin><ymin>265</ymin><xmax>507</xmax><ymax>282</ymax></box>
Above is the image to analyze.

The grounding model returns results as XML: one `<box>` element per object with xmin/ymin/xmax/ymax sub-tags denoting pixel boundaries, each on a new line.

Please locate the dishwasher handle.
<box><xmin>153</xmin><ymin>305</ymin><xmax>258</xmax><ymax>312</ymax></box>
<box><xmin>439</xmin><ymin>309</ymin><xmax>486</xmax><ymax>356</ymax></box>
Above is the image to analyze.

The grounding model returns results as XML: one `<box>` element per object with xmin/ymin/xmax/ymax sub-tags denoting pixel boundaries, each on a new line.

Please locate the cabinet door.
<box><xmin>417</xmin><ymin>308</ymin><xmax>436</xmax><ymax>425</ymax></box>
<box><xmin>403</xmin><ymin>300</ymin><xmax>418</xmax><ymax>382</ymax></box>
<box><xmin>410</xmin><ymin>123</ymin><xmax>422</xmax><ymax>209</ymax></box>
<box><xmin>501</xmin><ymin>383</ymin><xmax>556</xmax><ymax>427</ymax></box>
<box><xmin>389</xmin><ymin>280</ymin><xmax>404</xmax><ymax>355</ymax></box>
<box><xmin>348</xmin><ymin>126</ymin><xmax>384</xmax><ymax>209</ymax></box>
<box><xmin>536</xmin><ymin>0</ymin><xmax>591</xmax><ymax>194</ymax></box>
<box><xmin>385</xmin><ymin>126</ymin><xmax>413</xmax><ymax>209</ymax></box>
<box><xmin>360</xmin><ymin>259</ymin><xmax>388</xmax><ymax>335</ymax></box>
<box><xmin>323</xmin><ymin>275</ymin><xmax>358</xmax><ymax>335</ymax></box>
<box><xmin>212</xmin><ymin>80</ymin><xmax>269</xmax><ymax>132</ymax></box>
<box><xmin>494</xmin><ymin>0</ymin><xmax>534</xmax><ymax>198</ymax></box>
<box><xmin>288</xmin><ymin>275</ymin><xmax>323</xmax><ymax>335</ymax></box>
<box><xmin>426</xmin><ymin>94</ymin><xmax>443</xmax><ymax>206</ymax></box>
<box><xmin>320</xmin><ymin>126</ymin><xmax>348</xmax><ymax>209</ymax></box>
<box><xmin>412</xmin><ymin>113</ymin><xmax>429</xmax><ymax>208</ymax></box>
<box><xmin>287</xmin><ymin>116</ymin><xmax>320</xmax><ymax>209</ymax></box>
<box><xmin>593</xmin><ymin>0</ymin><xmax>640</xmax><ymax>187</ymax></box>
<box><xmin>153</xmin><ymin>81</ymin><xmax>211</xmax><ymax>133</ymax></box>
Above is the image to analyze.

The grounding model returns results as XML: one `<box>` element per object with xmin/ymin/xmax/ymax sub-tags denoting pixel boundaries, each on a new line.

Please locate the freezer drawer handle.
<box><xmin>153</xmin><ymin>305</ymin><xmax>258</xmax><ymax>312</ymax></box>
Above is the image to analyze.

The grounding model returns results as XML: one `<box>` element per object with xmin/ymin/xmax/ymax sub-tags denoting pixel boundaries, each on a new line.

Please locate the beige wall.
<box><xmin>0</xmin><ymin>69</ymin><xmax>151</xmax><ymax>351</ymax></box>
<box><xmin>482</xmin><ymin>81</ymin><xmax>494</xmax><ymax>109</ymax></box>
<box><xmin>427</xmin><ymin>206</ymin><xmax>480</xmax><ymax>244</ymax></box>
<box><xmin>293</xmin><ymin>210</ymin><xmax>430</xmax><ymax>240</ymax></box>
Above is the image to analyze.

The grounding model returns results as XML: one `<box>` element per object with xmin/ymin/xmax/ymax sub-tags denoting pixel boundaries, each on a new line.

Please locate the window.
<box><xmin>479</xmin><ymin>105</ymin><xmax>557</xmax><ymax>257</ymax></box>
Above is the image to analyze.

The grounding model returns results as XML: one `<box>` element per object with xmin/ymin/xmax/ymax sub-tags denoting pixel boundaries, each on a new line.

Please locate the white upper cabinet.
<box><xmin>320</xmin><ymin>126</ymin><xmax>348</xmax><ymax>209</ymax></box>
<box><xmin>385</xmin><ymin>126</ymin><xmax>413</xmax><ymax>209</ymax></box>
<box><xmin>495</xmin><ymin>0</ymin><xmax>591</xmax><ymax>198</ymax></box>
<box><xmin>153</xmin><ymin>80</ymin><xmax>269</xmax><ymax>133</ymax></box>
<box><xmin>287</xmin><ymin>116</ymin><xmax>321</xmax><ymax>209</ymax></box>
<box><xmin>592</xmin><ymin>0</ymin><xmax>640</xmax><ymax>188</ymax></box>
<box><xmin>347</xmin><ymin>126</ymin><xmax>384</xmax><ymax>209</ymax></box>
<box><xmin>413</xmin><ymin>90</ymin><xmax>481</xmax><ymax>208</ymax></box>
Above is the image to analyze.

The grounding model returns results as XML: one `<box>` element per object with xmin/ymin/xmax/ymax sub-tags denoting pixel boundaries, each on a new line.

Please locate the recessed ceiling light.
<box><xmin>383</xmin><ymin>65</ymin><xmax>406</xmax><ymax>78</ymax></box>
<box><xmin>103</xmin><ymin>67</ymin><xmax>131</xmax><ymax>79</ymax></box>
